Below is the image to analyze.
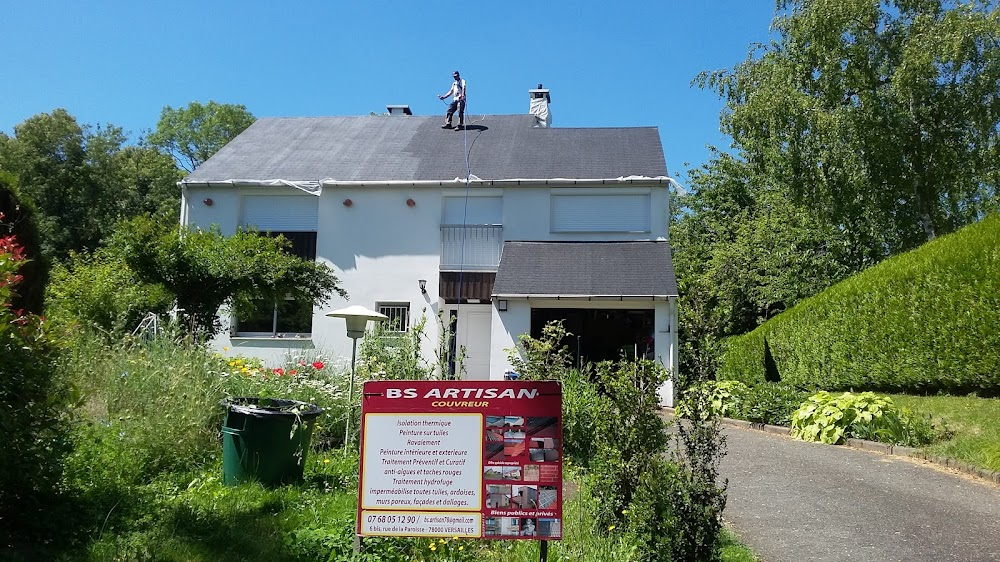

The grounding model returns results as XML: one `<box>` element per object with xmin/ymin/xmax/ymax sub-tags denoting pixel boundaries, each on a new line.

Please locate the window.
<box><xmin>377</xmin><ymin>302</ymin><xmax>410</xmax><ymax>332</ymax></box>
<box><xmin>235</xmin><ymin>231</ymin><xmax>318</xmax><ymax>337</ymax></box>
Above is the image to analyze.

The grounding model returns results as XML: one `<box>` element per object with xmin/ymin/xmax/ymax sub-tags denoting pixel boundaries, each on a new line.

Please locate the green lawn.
<box><xmin>720</xmin><ymin>527</ymin><xmax>759</xmax><ymax>562</ymax></box>
<box><xmin>890</xmin><ymin>394</ymin><xmax>1000</xmax><ymax>472</ymax></box>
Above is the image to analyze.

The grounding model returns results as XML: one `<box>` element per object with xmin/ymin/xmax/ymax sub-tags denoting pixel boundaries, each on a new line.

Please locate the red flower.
<box><xmin>312</xmin><ymin>361</ymin><xmax>325</xmax><ymax>370</ymax></box>
<box><xmin>273</xmin><ymin>368</ymin><xmax>285</xmax><ymax>376</ymax></box>
<box><xmin>289</xmin><ymin>369</ymin><xmax>297</xmax><ymax>376</ymax></box>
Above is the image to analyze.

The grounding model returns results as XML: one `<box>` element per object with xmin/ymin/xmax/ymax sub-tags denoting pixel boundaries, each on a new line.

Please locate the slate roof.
<box><xmin>184</xmin><ymin>114</ymin><xmax>667</xmax><ymax>183</ymax></box>
<box><xmin>492</xmin><ymin>241</ymin><xmax>678</xmax><ymax>298</ymax></box>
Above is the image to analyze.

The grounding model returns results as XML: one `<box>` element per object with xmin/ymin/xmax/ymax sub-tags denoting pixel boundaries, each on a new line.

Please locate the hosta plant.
<box><xmin>791</xmin><ymin>391</ymin><xmax>938</xmax><ymax>446</ymax></box>
<box><xmin>675</xmin><ymin>380</ymin><xmax>749</xmax><ymax>419</ymax></box>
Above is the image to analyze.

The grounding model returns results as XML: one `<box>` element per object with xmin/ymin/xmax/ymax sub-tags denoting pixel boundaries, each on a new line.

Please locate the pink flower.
<box><xmin>312</xmin><ymin>361</ymin><xmax>325</xmax><ymax>370</ymax></box>
<box><xmin>289</xmin><ymin>369</ymin><xmax>297</xmax><ymax>376</ymax></box>
<box><xmin>273</xmin><ymin>368</ymin><xmax>285</xmax><ymax>376</ymax></box>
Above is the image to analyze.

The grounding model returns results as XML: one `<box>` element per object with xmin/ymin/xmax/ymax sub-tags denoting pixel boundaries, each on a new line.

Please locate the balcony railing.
<box><xmin>440</xmin><ymin>225</ymin><xmax>502</xmax><ymax>270</ymax></box>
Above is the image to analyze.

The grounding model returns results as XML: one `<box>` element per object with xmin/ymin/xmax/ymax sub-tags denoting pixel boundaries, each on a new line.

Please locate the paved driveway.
<box><xmin>720</xmin><ymin>426</ymin><xmax>1000</xmax><ymax>562</ymax></box>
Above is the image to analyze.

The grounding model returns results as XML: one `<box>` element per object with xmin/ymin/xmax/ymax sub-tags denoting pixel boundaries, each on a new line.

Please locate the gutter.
<box><xmin>179</xmin><ymin>176</ymin><xmax>673</xmax><ymax>190</ymax></box>
<box><xmin>489</xmin><ymin>294</ymin><xmax>676</xmax><ymax>300</ymax></box>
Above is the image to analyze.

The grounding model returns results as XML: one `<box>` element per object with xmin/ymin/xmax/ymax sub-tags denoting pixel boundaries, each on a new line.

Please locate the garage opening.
<box><xmin>530</xmin><ymin>309</ymin><xmax>655</xmax><ymax>367</ymax></box>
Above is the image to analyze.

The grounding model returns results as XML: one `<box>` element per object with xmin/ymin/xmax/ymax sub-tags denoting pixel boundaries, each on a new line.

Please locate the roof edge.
<box><xmin>180</xmin><ymin>176</ymin><xmax>672</xmax><ymax>189</ymax></box>
<box><xmin>490</xmin><ymin>294</ymin><xmax>677</xmax><ymax>300</ymax></box>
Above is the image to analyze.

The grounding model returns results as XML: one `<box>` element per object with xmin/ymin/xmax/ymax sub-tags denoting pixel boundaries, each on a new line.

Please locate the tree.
<box><xmin>109</xmin><ymin>216</ymin><xmax>346</xmax><ymax>337</ymax></box>
<box><xmin>0</xmin><ymin>110</ymin><xmax>184</xmax><ymax>261</ymax></box>
<box><xmin>700</xmin><ymin>0</ymin><xmax>1000</xmax><ymax>262</ymax></box>
<box><xmin>148</xmin><ymin>101</ymin><xmax>256</xmax><ymax>172</ymax></box>
<box><xmin>671</xmin><ymin>153</ymin><xmax>853</xmax><ymax>379</ymax></box>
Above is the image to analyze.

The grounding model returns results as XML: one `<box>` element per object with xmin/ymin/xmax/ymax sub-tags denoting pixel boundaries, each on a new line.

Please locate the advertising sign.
<box><xmin>358</xmin><ymin>380</ymin><xmax>563</xmax><ymax>540</ymax></box>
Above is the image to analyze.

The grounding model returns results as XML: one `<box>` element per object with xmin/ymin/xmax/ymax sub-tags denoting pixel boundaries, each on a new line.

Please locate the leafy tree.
<box><xmin>0</xmin><ymin>110</ymin><xmax>184</xmax><ymax>260</ymax></box>
<box><xmin>700</xmin><ymin>0</ymin><xmax>1000</xmax><ymax>261</ymax></box>
<box><xmin>109</xmin><ymin>216</ymin><xmax>346</xmax><ymax>337</ymax></box>
<box><xmin>148</xmin><ymin>101</ymin><xmax>256</xmax><ymax>172</ymax></box>
<box><xmin>671</xmin><ymin>153</ymin><xmax>853</xmax><ymax>379</ymax></box>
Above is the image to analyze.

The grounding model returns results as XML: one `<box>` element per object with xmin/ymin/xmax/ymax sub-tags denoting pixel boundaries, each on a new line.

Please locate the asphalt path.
<box><xmin>719</xmin><ymin>425</ymin><xmax>1000</xmax><ymax>562</ymax></box>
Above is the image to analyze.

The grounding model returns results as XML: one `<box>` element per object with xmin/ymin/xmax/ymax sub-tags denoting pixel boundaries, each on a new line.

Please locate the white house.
<box><xmin>180</xmin><ymin>89</ymin><xmax>680</xmax><ymax>405</ymax></box>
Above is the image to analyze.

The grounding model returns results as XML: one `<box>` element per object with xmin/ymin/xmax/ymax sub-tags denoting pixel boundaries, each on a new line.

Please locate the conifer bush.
<box><xmin>719</xmin><ymin>214</ymin><xmax>1000</xmax><ymax>394</ymax></box>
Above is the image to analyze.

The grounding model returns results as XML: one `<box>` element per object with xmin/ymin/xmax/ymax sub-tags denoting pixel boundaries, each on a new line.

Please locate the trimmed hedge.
<box><xmin>719</xmin><ymin>213</ymin><xmax>1000</xmax><ymax>395</ymax></box>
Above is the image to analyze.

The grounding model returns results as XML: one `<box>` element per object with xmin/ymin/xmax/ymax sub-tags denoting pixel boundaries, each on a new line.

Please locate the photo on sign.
<box><xmin>486</xmin><ymin>416</ymin><xmax>504</xmax><ymax>428</ymax></box>
<box><xmin>538</xmin><ymin>485</ymin><xmax>558</xmax><ymax>509</ymax></box>
<box><xmin>485</xmin><ymin>428</ymin><xmax>503</xmax><ymax>443</ymax></box>
<box><xmin>511</xmin><ymin>485</ymin><xmax>538</xmax><ymax>509</ymax></box>
<box><xmin>484</xmin><ymin>517</ymin><xmax>499</xmax><ymax>536</ymax></box>
<box><xmin>527</xmin><ymin>417</ymin><xmax>559</xmax><ymax>438</ymax></box>
<box><xmin>483</xmin><ymin>466</ymin><xmax>503</xmax><ymax>480</ymax></box>
<box><xmin>522</xmin><ymin>464</ymin><xmax>540</xmax><ymax>482</ymax></box>
<box><xmin>528</xmin><ymin>437</ymin><xmax>560</xmax><ymax>462</ymax></box>
<box><xmin>486</xmin><ymin>484</ymin><xmax>512</xmax><ymax>508</ymax></box>
<box><xmin>503</xmin><ymin>416</ymin><xmax>525</xmax><ymax>428</ymax></box>
<box><xmin>520</xmin><ymin>517</ymin><xmax>537</xmax><ymax>536</ymax></box>
<box><xmin>486</xmin><ymin>443</ymin><xmax>504</xmax><ymax>460</ymax></box>
<box><xmin>502</xmin><ymin>466</ymin><xmax>522</xmax><ymax>481</ymax></box>
<box><xmin>538</xmin><ymin>518</ymin><xmax>562</xmax><ymax>538</ymax></box>
<box><xmin>503</xmin><ymin>429</ymin><xmax>526</xmax><ymax>440</ymax></box>
<box><xmin>503</xmin><ymin>439</ymin><xmax>525</xmax><ymax>459</ymax></box>
<box><xmin>500</xmin><ymin>517</ymin><xmax>520</xmax><ymax>536</ymax></box>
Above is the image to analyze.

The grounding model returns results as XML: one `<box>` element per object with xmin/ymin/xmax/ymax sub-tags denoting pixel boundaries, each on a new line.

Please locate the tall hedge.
<box><xmin>719</xmin><ymin>213</ymin><xmax>1000</xmax><ymax>395</ymax></box>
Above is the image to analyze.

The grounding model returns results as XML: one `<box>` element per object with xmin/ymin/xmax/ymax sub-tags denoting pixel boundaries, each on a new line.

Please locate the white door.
<box><xmin>455</xmin><ymin>306</ymin><xmax>492</xmax><ymax>380</ymax></box>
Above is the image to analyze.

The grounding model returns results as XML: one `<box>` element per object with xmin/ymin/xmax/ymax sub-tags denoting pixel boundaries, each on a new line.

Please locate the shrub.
<box><xmin>46</xmin><ymin>248</ymin><xmax>173</xmax><ymax>338</ymax></box>
<box><xmin>728</xmin><ymin>383</ymin><xmax>810</xmax><ymax>426</ymax></box>
<box><xmin>719</xmin><ymin>213</ymin><xmax>1000</xmax><ymax>394</ymax></box>
<box><xmin>790</xmin><ymin>391</ymin><xmax>941</xmax><ymax>446</ymax></box>
<box><xmin>0</xmin><ymin>213</ymin><xmax>73</xmax><ymax>550</ymax></box>
<box><xmin>675</xmin><ymin>380</ymin><xmax>749</xmax><ymax>419</ymax></box>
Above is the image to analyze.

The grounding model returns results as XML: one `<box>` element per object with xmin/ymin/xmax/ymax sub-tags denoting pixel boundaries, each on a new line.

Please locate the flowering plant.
<box><xmin>214</xmin><ymin>353</ymin><xmax>350</xmax><ymax>448</ymax></box>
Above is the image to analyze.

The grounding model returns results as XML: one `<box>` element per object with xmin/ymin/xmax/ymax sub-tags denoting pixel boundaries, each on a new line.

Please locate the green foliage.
<box><xmin>46</xmin><ymin>248</ymin><xmax>174</xmax><ymax>337</ymax></box>
<box><xmin>701</xmin><ymin>0</ymin><xmax>1000</xmax><ymax>251</ymax></box>
<box><xmin>791</xmin><ymin>391</ymin><xmax>940</xmax><ymax>446</ymax></box>
<box><xmin>729</xmin><ymin>383</ymin><xmax>810</xmax><ymax>427</ymax></box>
<box><xmin>676</xmin><ymin>380</ymin><xmax>749</xmax><ymax>419</ymax></box>
<box><xmin>890</xmin><ymin>393</ymin><xmax>1000</xmax><ymax>472</ymax></box>
<box><xmin>359</xmin><ymin>312</ymin><xmax>435</xmax><ymax>380</ymax></box>
<box><xmin>217</xmin><ymin>354</ymin><xmax>350</xmax><ymax>449</ymax></box>
<box><xmin>110</xmin><ymin>215</ymin><xmax>346</xmax><ymax>337</ymax></box>
<box><xmin>149</xmin><ymin>100</ymin><xmax>256</xmax><ymax>172</ymax></box>
<box><xmin>670</xmin><ymin>154</ymin><xmax>854</xmax><ymax>380</ymax></box>
<box><xmin>0</xmin><ymin>174</ymin><xmax>47</xmax><ymax>314</ymax></box>
<box><xmin>0</xmin><ymin>221</ymin><xmax>73</xmax><ymax>549</ymax></box>
<box><xmin>507</xmin><ymin>319</ymin><xmax>575</xmax><ymax>381</ymax></box>
<box><xmin>720</xmin><ymin>214</ymin><xmax>1000</xmax><ymax>394</ymax></box>
<box><xmin>676</xmin><ymin>380</ymin><xmax>810</xmax><ymax>427</ymax></box>
<box><xmin>0</xmin><ymin>110</ymin><xmax>183</xmax><ymax>261</ymax></box>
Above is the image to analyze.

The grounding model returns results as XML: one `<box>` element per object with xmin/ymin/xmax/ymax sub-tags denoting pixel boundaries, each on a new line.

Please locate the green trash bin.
<box><xmin>220</xmin><ymin>397</ymin><xmax>324</xmax><ymax>486</ymax></box>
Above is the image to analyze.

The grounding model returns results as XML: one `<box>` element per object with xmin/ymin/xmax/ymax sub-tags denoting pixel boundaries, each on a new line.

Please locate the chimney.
<box><xmin>386</xmin><ymin>105</ymin><xmax>412</xmax><ymax>116</ymax></box>
<box><xmin>528</xmin><ymin>84</ymin><xmax>552</xmax><ymax>128</ymax></box>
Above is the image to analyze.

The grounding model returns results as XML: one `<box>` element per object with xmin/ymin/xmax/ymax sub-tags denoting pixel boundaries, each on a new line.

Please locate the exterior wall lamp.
<box><xmin>418</xmin><ymin>279</ymin><xmax>427</xmax><ymax>294</ymax></box>
<box><xmin>498</xmin><ymin>299</ymin><xmax>508</xmax><ymax>312</ymax></box>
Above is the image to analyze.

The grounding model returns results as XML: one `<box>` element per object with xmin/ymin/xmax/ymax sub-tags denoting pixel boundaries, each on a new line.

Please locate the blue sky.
<box><xmin>1</xmin><ymin>0</ymin><xmax>777</xmax><ymax>182</ymax></box>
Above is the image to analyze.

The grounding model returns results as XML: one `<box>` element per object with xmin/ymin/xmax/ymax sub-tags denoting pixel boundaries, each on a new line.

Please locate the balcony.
<box><xmin>440</xmin><ymin>225</ymin><xmax>502</xmax><ymax>270</ymax></box>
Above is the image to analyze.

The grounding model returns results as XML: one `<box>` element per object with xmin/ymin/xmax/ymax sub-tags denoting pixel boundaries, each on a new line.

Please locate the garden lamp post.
<box><xmin>325</xmin><ymin>305</ymin><xmax>388</xmax><ymax>451</ymax></box>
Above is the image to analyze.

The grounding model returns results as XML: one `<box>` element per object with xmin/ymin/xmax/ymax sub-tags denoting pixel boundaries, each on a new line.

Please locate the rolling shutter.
<box><xmin>241</xmin><ymin>196</ymin><xmax>318</xmax><ymax>231</ymax></box>
<box><xmin>550</xmin><ymin>194</ymin><xmax>650</xmax><ymax>233</ymax></box>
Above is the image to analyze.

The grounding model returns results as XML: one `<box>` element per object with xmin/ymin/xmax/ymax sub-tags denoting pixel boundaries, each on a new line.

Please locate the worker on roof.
<box><xmin>439</xmin><ymin>70</ymin><xmax>466</xmax><ymax>130</ymax></box>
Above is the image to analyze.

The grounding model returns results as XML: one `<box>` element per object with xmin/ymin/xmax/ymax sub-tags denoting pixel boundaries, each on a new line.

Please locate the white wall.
<box><xmin>182</xmin><ymin>182</ymin><xmax>674</xmax><ymax>385</ymax></box>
